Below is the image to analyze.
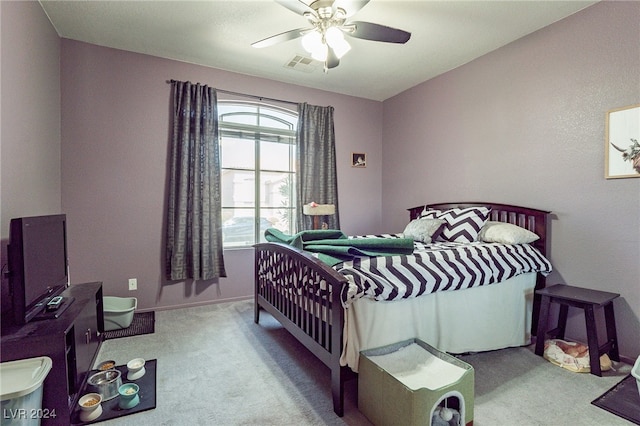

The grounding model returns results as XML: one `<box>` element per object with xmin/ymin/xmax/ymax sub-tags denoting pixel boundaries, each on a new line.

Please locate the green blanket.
<box><xmin>264</xmin><ymin>228</ymin><xmax>415</xmax><ymax>266</ymax></box>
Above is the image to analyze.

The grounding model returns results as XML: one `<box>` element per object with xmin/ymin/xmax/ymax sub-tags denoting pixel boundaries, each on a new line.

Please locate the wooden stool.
<box><xmin>534</xmin><ymin>284</ymin><xmax>620</xmax><ymax>376</ymax></box>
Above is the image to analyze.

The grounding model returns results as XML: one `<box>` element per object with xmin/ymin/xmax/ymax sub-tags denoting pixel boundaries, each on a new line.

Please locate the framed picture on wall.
<box><xmin>351</xmin><ymin>152</ymin><xmax>366</xmax><ymax>168</ymax></box>
<box><xmin>605</xmin><ymin>104</ymin><xmax>640</xmax><ymax>179</ymax></box>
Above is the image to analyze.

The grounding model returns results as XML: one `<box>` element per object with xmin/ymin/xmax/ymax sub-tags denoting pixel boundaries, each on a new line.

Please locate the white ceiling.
<box><xmin>39</xmin><ymin>0</ymin><xmax>597</xmax><ymax>101</ymax></box>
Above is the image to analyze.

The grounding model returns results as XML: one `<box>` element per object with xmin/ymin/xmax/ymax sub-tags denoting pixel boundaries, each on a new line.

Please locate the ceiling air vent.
<box><xmin>284</xmin><ymin>55</ymin><xmax>320</xmax><ymax>73</ymax></box>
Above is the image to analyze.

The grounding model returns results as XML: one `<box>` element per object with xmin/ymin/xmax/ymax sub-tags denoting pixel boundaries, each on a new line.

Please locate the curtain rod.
<box><xmin>167</xmin><ymin>80</ymin><xmax>299</xmax><ymax>107</ymax></box>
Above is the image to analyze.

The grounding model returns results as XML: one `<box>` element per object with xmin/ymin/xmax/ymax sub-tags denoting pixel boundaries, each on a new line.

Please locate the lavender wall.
<box><xmin>60</xmin><ymin>40</ymin><xmax>383</xmax><ymax>311</ymax></box>
<box><xmin>0</xmin><ymin>1</ymin><xmax>61</xmax><ymax>312</ymax></box>
<box><xmin>1</xmin><ymin>1</ymin><xmax>61</xmax><ymax>228</ymax></box>
<box><xmin>381</xmin><ymin>2</ymin><xmax>640</xmax><ymax>359</ymax></box>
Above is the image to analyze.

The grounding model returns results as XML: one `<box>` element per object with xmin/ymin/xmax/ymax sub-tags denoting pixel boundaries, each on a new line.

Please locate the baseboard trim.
<box><xmin>137</xmin><ymin>295</ymin><xmax>252</xmax><ymax>314</ymax></box>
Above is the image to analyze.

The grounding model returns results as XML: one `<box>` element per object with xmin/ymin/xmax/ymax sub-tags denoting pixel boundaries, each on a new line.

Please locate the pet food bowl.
<box><xmin>118</xmin><ymin>383</ymin><xmax>140</xmax><ymax>409</ymax></box>
<box><xmin>87</xmin><ymin>369</ymin><xmax>122</xmax><ymax>401</ymax></box>
<box><xmin>96</xmin><ymin>360</ymin><xmax>116</xmax><ymax>371</ymax></box>
<box><xmin>126</xmin><ymin>358</ymin><xmax>146</xmax><ymax>380</ymax></box>
<box><xmin>78</xmin><ymin>392</ymin><xmax>103</xmax><ymax>422</ymax></box>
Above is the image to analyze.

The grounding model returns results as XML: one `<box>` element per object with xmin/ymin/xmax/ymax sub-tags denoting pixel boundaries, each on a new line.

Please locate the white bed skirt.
<box><xmin>341</xmin><ymin>272</ymin><xmax>537</xmax><ymax>372</ymax></box>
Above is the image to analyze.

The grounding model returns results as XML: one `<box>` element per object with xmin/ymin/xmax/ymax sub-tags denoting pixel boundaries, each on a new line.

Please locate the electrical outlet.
<box><xmin>128</xmin><ymin>278</ymin><xmax>137</xmax><ymax>291</ymax></box>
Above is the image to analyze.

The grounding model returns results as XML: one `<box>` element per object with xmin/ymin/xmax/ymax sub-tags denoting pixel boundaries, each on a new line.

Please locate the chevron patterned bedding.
<box><xmin>336</xmin><ymin>235</ymin><xmax>553</xmax><ymax>306</ymax></box>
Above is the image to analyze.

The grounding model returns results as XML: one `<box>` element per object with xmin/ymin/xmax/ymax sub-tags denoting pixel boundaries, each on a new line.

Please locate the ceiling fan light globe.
<box><xmin>311</xmin><ymin>44</ymin><xmax>328</xmax><ymax>62</ymax></box>
<box><xmin>332</xmin><ymin>39</ymin><xmax>351</xmax><ymax>59</ymax></box>
<box><xmin>301</xmin><ymin>31</ymin><xmax>322</xmax><ymax>54</ymax></box>
<box><xmin>325</xmin><ymin>26</ymin><xmax>345</xmax><ymax>46</ymax></box>
<box><xmin>311</xmin><ymin>44</ymin><xmax>329</xmax><ymax>62</ymax></box>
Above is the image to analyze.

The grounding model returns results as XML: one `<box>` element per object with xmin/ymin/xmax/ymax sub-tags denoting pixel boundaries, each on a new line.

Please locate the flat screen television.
<box><xmin>7</xmin><ymin>214</ymin><xmax>69</xmax><ymax>324</ymax></box>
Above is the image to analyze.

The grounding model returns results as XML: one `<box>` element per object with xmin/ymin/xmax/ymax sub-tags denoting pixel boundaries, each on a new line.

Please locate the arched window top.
<box><xmin>219</xmin><ymin>101</ymin><xmax>297</xmax><ymax>134</ymax></box>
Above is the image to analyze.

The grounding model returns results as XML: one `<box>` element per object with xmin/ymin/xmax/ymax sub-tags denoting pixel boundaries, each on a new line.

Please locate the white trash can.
<box><xmin>0</xmin><ymin>357</ymin><xmax>52</xmax><ymax>426</ymax></box>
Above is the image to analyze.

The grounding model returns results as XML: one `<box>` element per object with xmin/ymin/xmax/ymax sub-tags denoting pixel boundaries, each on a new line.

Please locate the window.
<box><xmin>219</xmin><ymin>102</ymin><xmax>297</xmax><ymax>247</ymax></box>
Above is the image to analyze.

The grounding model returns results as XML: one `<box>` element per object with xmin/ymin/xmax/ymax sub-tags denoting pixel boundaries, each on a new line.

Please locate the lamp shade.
<box><xmin>303</xmin><ymin>204</ymin><xmax>336</xmax><ymax>216</ymax></box>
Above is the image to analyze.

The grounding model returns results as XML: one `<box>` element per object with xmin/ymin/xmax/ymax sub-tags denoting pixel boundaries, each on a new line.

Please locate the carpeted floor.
<box><xmin>94</xmin><ymin>299</ymin><xmax>634</xmax><ymax>425</ymax></box>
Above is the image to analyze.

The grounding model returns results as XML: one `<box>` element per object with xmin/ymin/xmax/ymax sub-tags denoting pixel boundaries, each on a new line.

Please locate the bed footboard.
<box><xmin>254</xmin><ymin>242</ymin><xmax>352</xmax><ymax>416</ymax></box>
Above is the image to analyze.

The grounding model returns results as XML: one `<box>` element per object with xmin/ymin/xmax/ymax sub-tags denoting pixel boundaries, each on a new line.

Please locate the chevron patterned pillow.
<box><xmin>421</xmin><ymin>207</ymin><xmax>491</xmax><ymax>243</ymax></box>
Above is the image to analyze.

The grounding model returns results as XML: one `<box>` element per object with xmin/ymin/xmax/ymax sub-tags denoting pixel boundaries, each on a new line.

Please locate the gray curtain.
<box><xmin>166</xmin><ymin>80</ymin><xmax>226</xmax><ymax>280</ymax></box>
<box><xmin>296</xmin><ymin>103</ymin><xmax>340</xmax><ymax>230</ymax></box>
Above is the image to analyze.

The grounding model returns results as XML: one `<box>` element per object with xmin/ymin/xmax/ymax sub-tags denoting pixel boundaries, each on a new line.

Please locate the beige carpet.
<box><xmin>93</xmin><ymin>299</ymin><xmax>633</xmax><ymax>425</ymax></box>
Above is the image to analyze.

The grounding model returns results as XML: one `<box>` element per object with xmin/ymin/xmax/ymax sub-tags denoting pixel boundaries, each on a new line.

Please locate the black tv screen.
<box><xmin>8</xmin><ymin>214</ymin><xmax>69</xmax><ymax>324</ymax></box>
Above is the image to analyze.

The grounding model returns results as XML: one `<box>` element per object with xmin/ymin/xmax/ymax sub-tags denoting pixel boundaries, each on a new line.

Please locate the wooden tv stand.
<box><xmin>1</xmin><ymin>282</ymin><xmax>104</xmax><ymax>425</ymax></box>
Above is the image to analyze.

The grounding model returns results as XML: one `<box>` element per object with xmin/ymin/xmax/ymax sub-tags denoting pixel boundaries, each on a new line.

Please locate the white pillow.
<box><xmin>402</xmin><ymin>218</ymin><xmax>446</xmax><ymax>243</ymax></box>
<box><xmin>478</xmin><ymin>221</ymin><xmax>539</xmax><ymax>244</ymax></box>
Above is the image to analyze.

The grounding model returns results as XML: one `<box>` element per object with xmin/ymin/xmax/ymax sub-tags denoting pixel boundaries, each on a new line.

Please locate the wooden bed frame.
<box><xmin>254</xmin><ymin>202</ymin><xmax>550</xmax><ymax>417</ymax></box>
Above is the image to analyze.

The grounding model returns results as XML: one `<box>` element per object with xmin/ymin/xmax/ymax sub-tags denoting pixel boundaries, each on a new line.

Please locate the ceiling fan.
<box><xmin>252</xmin><ymin>0</ymin><xmax>411</xmax><ymax>71</ymax></box>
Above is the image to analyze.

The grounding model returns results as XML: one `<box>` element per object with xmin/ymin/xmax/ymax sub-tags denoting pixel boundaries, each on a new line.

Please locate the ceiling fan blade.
<box><xmin>252</xmin><ymin>27</ymin><xmax>309</xmax><ymax>48</ymax></box>
<box><xmin>274</xmin><ymin>0</ymin><xmax>316</xmax><ymax>16</ymax></box>
<box><xmin>346</xmin><ymin>21</ymin><xmax>411</xmax><ymax>44</ymax></box>
<box><xmin>333</xmin><ymin>0</ymin><xmax>370</xmax><ymax>17</ymax></box>
<box><xmin>326</xmin><ymin>47</ymin><xmax>340</xmax><ymax>69</ymax></box>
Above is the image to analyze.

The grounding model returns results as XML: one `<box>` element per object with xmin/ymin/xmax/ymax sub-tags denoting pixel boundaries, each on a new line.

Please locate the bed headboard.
<box><xmin>407</xmin><ymin>202</ymin><xmax>550</xmax><ymax>258</ymax></box>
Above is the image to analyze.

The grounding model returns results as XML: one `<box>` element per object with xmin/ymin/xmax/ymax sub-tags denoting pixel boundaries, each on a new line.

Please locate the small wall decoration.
<box><xmin>351</xmin><ymin>152</ymin><xmax>366</xmax><ymax>168</ymax></box>
<box><xmin>605</xmin><ymin>104</ymin><xmax>640</xmax><ymax>179</ymax></box>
